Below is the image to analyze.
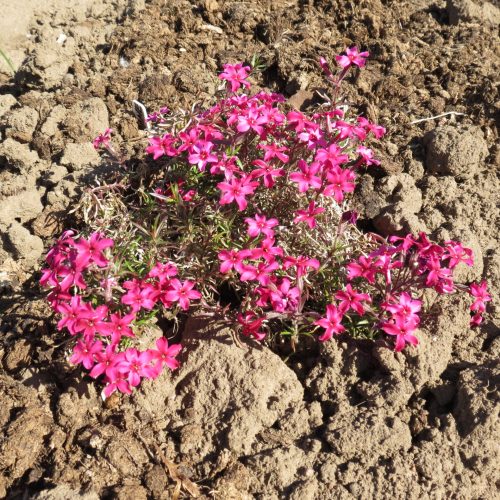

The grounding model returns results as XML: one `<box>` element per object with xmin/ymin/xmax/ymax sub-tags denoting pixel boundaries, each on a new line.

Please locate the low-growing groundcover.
<box><xmin>40</xmin><ymin>48</ymin><xmax>491</xmax><ymax>398</ymax></box>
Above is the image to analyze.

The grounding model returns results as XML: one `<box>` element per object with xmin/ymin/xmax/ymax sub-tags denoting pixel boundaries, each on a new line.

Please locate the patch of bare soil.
<box><xmin>1</xmin><ymin>0</ymin><xmax>499</xmax><ymax>497</ymax></box>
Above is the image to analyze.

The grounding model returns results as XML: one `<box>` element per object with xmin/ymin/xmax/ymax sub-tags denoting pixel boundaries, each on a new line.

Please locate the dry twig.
<box><xmin>410</xmin><ymin>111</ymin><xmax>466</xmax><ymax>125</ymax></box>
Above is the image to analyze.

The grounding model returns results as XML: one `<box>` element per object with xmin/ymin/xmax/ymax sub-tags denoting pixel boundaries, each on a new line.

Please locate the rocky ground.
<box><xmin>0</xmin><ymin>0</ymin><xmax>499</xmax><ymax>498</ymax></box>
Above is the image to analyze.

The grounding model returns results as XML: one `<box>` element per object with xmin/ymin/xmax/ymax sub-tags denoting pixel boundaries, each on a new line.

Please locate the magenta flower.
<box><xmin>100</xmin><ymin>312</ymin><xmax>136</xmax><ymax>345</ymax></box>
<box><xmin>298</xmin><ymin>125</ymin><xmax>325</xmax><ymax>149</ymax></box>
<box><xmin>218</xmin><ymin>249</ymin><xmax>249</xmax><ymax>274</ymax></box>
<box><xmin>73</xmin><ymin>232</ymin><xmax>114</xmax><ymax>269</ymax></box>
<box><xmin>146</xmin><ymin>134</ymin><xmax>178</xmax><ymax>160</ymax></box>
<box><xmin>289</xmin><ymin>160</ymin><xmax>322</xmax><ymax>193</ymax></box>
<box><xmin>315</xmin><ymin>304</ymin><xmax>346</xmax><ymax>341</ymax></box>
<box><xmin>469</xmin><ymin>281</ymin><xmax>491</xmax><ymax>313</ymax></box>
<box><xmin>70</xmin><ymin>339</ymin><xmax>103</xmax><ymax>369</ymax></box>
<box><xmin>245</xmin><ymin>214</ymin><xmax>279</xmax><ymax>238</ymax></box>
<box><xmin>259</xmin><ymin>143</ymin><xmax>289</xmax><ymax>163</ymax></box>
<box><xmin>283</xmin><ymin>255</ymin><xmax>320</xmax><ymax>278</ymax></box>
<box><xmin>319</xmin><ymin>56</ymin><xmax>334</xmax><ymax>79</ymax></box>
<box><xmin>148</xmin><ymin>262</ymin><xmax>178</xmax><ymax>283</ymax></box>
<box><xmin>286</xmin><ymin>110</ymin><xmax>306</xmax><ymax>132</ymax></box>
<box><xmin>383</xmin><ymin>292</ymin><xmax>421</xmax><ymax>319</ymax></box>
<box><xmin>238</xmin><ymin>312</ymin><xmax>266</xmax><ymax>341</ymax></box>
<box><xmin>381</xmin><ymin>316</ymin><xmax>419</xmax><ymax>352</ymax></box>
<box><xmin>315</xmin><ymin>144</ymin><xmax>349</xmax><ymax>167</ymax></box>
<box><xmin>293</xmin><ymin>201</ymin><xmax>325</xmax><ymax>229</ymax></box>
<box><xmin>356</xmin><ymin>146</ymin><xmax>380</xmax><ymax>167</ymax></box>
<box><xmin>92</xmin><ymin>128</ymin><xmax>112</xmax><ymax>150</ymax></box>
<box><xmin>219</xmin><ymin>62</ymin><xmax>251</xmax><ymax>92</ymax></box>
<box><xmin>324</xmin><ymin>166</ymin><xmax>356</xmax><ymax>203</ymax></box>
<box><xmin>357</xmin><ymin>117</ymin><xmax>386</xmax><ymax>139</ymax></box>
<box><xmin>250</xmin><ymin>237</ymin><xmax>284</xmax><ymax>261</ymax></box>
<box><xmin>164</xmin><ymin>279</ymin><xmax>201</xmax><ymax>310</ymax></box>
<box><xmin>335</xmin><ymin>284</ymin><xmax>371</xmax><ymax>315</ymax></box>
<box><xmin>217</xmin><ymin>176</ymin><xmax>258</xmax><ymax>211</ymax></box>
<box><xmin>57</xmin><ymin>296</ymin><xmax>91</xmax><ymax>335</ymax></box>
<box><xmin>251</xmin><ymin>159</ymin><xmax>285</xmax><ymax>188</ymax></box>
<box><xmin>239</xmin><ymin>260</ymin><xmax>279</xmax><ymax>286</ymax></box>
<box><xmin>121</xmin><ymin>280</ymin><xmax>157</xmax><ymax>312</ymax></box>
<box><xmin>335</xmin><ymin>46</ymin><xmax>369</xmax><ymax>69</ymax></box>
<box><xmin>120</xmin><ymin>348</ymin><xmax>157</xmax><ymax>387</ymax></box>
<box><xmin>177</xmin><ymin>127</ymin><xmax>200</xmax><ymax>152</ymax></box>
<box><xmin>270</xmin><ymin>278</ymin><xmax>300</xmax><ymax>312</ymax></box>
<box><xmin>188</xmin><ymin>141</ymin><xmax>218</xmax><ymax>171</ymax></box>
<box><xmin>346</xmin><ymin>256</ymin><xmax>379</xmax><ymax>284</ymax></box>
<box><xmin>75</xmin><ymin>304</ymin><xmax>109</xmax><ymax>339</ymax></box>
<box><xmin>443</xmin><ymin>241</ymin><xmax>474</xmax><ymax>269</ymax></box>
<box><xmin>90</xmin><ymin>345</ymin><xmax>120</xmax><ymax>379</ymax></box>
<box><xmin>57</xmin><ymin>264</ymin><xmax>87</xmax><ymax>291</ymax></box>
<box><xmin>103</xmin><ymin>368</ymin><xmax>132</xmax><ymax>398</ymax></box>
<box><xmin>151</xmin><ymin>337</ymin><xmax>182</xmax><ymax>371</ymax></box>
<box><xmin>237</xmin><ymin>109</ymin><xmax>268</xmax><ymax>136</ymax></box>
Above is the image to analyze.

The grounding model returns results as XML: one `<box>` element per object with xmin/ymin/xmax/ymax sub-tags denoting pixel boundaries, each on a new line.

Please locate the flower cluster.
<box><xmin>314</xmin><ymin>233</ymin><xmax>480</xmax><ymax>351</ymax></box>
<box><xmin>44</xmin><ymin>46</ymin><xmax>491</xmax><ymax>395</ymax></box>
<box><xmin>40</xmin><ymin>231</ymin><xmax>198</xmax><ymax>397</ymax></box>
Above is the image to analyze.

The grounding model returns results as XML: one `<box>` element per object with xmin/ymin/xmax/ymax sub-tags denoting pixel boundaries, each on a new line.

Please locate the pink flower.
<box><xmin>239</xmin><ymin>260</ymin><xmax>279</xmax><ymax>285</ymax></box>
<box><xmin>146</xmin><ymin>134</ymin><xmax>178</xmax><ymax>160</ymax></box>
<box><xmin>238</xmin><ymin>312</ymin><xmax>266</xmax><ymax>341</ymax></box>
<box><xmin>443</xmin><ymin>241</ymin><xmax>474</xmax><ymax>269</ymax></box>
<box><xmin>70</xmin><ymin>339</ymin><xmax>103</xmax><ymax>370</ymax></box>
<box><xmin>237</xmin><ymin>109</ymin><xmax>268</xmax><ymax>135</ymax></box>
<box><xmin>57</xmin><ymin>264</ymin><xmax>87</xmax><ymax>291</ymax></box>
<box><xmin>177</xmin><ymin>127</ymin><xmax>200</xmax><ymax>152</ymax></box>
<box><xmin>383</xmin><ymin>292</ymin><xmax>421</xmax><ymax>319</ymax></box>
<box><xmin>356</xmin><ymin>146</ymin><xmax>380</xmax><ymax>167</ymax></box>
<box><xmin>346</xmin><ymin>256</ymin><xmax>379</xmax><ymax>284</ymax></box>
<box><xmin>335</xmin><ymin>46</ymin><xmax>369</xmax><ymax>69</ymax></box>
<box><xmin>57</xmin><ymin>296</ymin><xmax>90</xmax><ymax>335</ymax></box>
<box><xmin>219</xmin><ymin>62</ymin><xmax>251</xmax><ymax>92</ymax></box>
<box><xmin>319</xmin><ymin>56</ymin><xmax>334</xmax><ymax>79</ymax></box>
<box><xmin>217</xmin><ymin>176</ymin><xmax>258</xmax><ymax>211</ymax></box>
<box><xmin>286</xmin><ymin>110</ymin><xmax>306</xmax><ymax>132</ymax></box>
<box><xmin>90</xmin><ymin>345</ymin><xmax>121</xmax><ymax>379</ymax></box>
<box><xmin>469</xmin><ymin>281</ymin><xmax>491</xmax><ymax>313</ymax></box>
<box><xmin>121</xmin><ymin>280</ymin><xmax>157</xmax><ymax>312</ymax></box>
<box><xmin>75</xmin><ymin>304</ymin><xmax>109</xmax><ymax>339</ymax></box>
<box><xmin>294</xmin><ymin>201</ymin><xmax>325</xmax><ymax>229</ymax></box>
<box><xmin>381</xmin><ymin>316</ymin><xmax>419</xmax><ymax>352</ymax></box>
<box><xmin>103</xmin><ymin>368</ymin><xmax>131</xmax><ymax>398</ymax></box>
<box><xmin>73</xmin><ymin>232</ymin><xmax>114</xmax><ymax>268</ymax></box>
<box><xmin>251</xmin><ymin>159</ymin><xmax>285</xmax><ymax>188</ymax></box>
<box><xmin>120</xmin><ymin>348</ymin><xmax>157</xmax><ymax>387</ymax></box>
<box><xmin>270</xmin><ymin>278</ymin><xmax>300</xmax><ymax>312</ymax></box>
<box><xmin>92</xmin><ymin>128</ymin><xmax>112</xmax><ymax>150</ymax></box>
<box><xmin>470</xmin><ymin>313</ymin><xmax>483</xmax><ymax>326</ymax></box>
<box><xmin>315</xmin><ymin>144</ymin><xmax>349</xmax><ymax>168</ymax></box>
<box><xmin>148</xmin><ymin>262</ymin><xmax>178</xmax><ymax>283</ymax></box>
<box><xmin>289</xmin><ymin>160</ymin><xmax>322</xmax><ymax>193</ymax></box>
<box><xmin>151</xmin><ymin>337</ymin><xmax>182</xmax><ymax>371</ymax></box>
<box><xmin>218</xmin><ymin>249</ymin><xmax>249</xmax><ymax>274</ymax></box>
<box><xmin>283</xmin><ymin>255</ymin><xmax>320</xmax><ymax>278</ymax></box>
<box><xmin>258</xmin><ymin>143</ymin><xmax>289</xmax><ymax>163</ymax></box>
<box><xmin>357</xmin><ymin>117</ymin><xmax>386</xmax><ymax>139</ymax></box>
<box><xmin>250</xmin><ymin>237</ymin><xmax>284</xmax><ymax>261</ymax></box>
<box><xmin>188</xmin><ymin>141</ymin><xmax>218</xmax><ymax>171</ymax></box>
<box><xmin>164</xmin><ymin>279</ymin><xmax>201</xmax><ymax>310</ymax></box>
<box><xmin>245</xmin><ymin>214</ymin><xmax>279</xmax><ymax>238</ymax></box>
<box><xmin>323</xmin><ymin>166</ymin><xmax>356</xmax><ymax>203</ymax></box>
<box><xmin>100</xmin><ymin>312</ymin><xmax>136</xmax><ymax>345</ymax></box>
<box><xmin>315</xmin><ymin>304</ymin><xmax>345</xmax><ymax>341</ymax></box>
<box><xmin>335</xmin><ymin>284</ymin><xmax>371</xmax><ymax>315</ymax></box>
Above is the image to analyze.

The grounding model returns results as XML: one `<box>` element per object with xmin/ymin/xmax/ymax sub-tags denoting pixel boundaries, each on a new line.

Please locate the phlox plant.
<box><xmin>41</xmin><ymin>48</ymin><xmax>491</xmax><ymax>397</ymax></box>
